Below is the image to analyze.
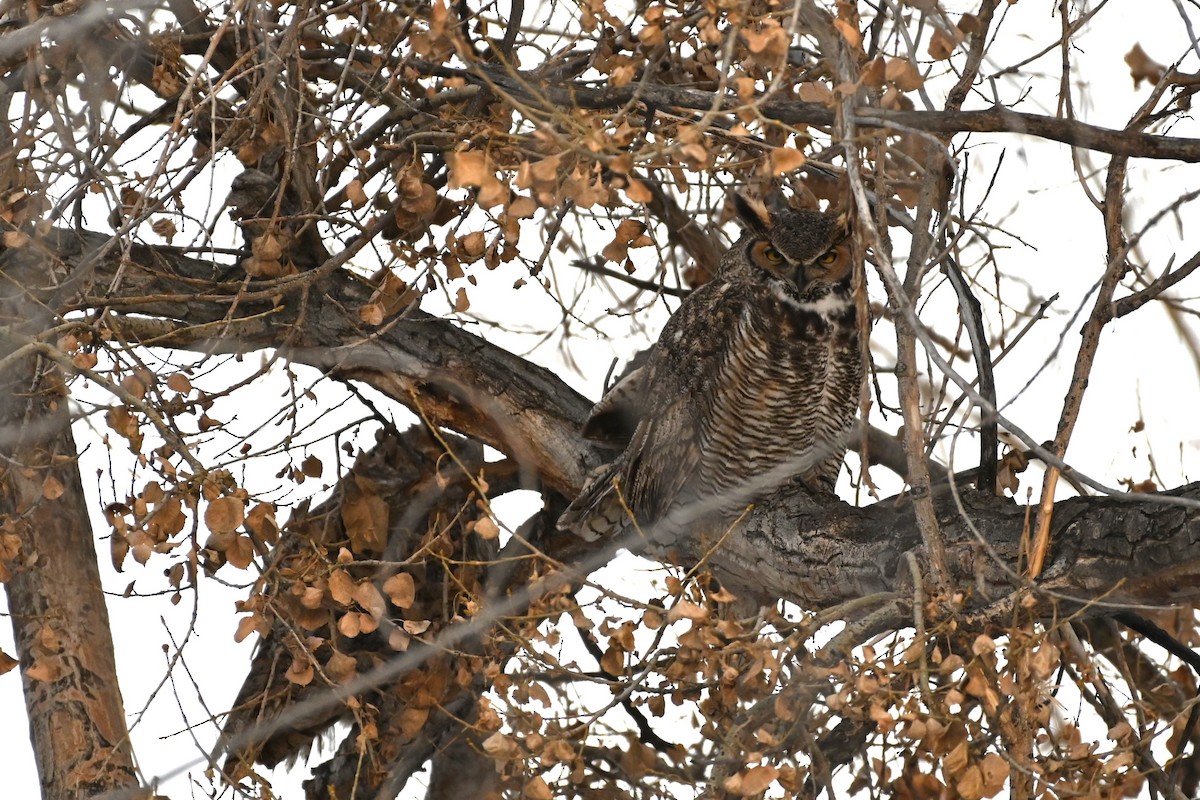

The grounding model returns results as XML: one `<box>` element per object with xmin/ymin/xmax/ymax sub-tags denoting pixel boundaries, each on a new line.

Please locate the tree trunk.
<box><xmin>1</xmin><ymin>280</ymin><xmax>140</xmax><ymax>797</ymax></box>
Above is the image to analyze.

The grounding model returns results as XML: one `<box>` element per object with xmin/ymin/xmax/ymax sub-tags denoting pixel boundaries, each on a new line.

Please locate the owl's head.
<box><xmin>728</xmin><ymin>193</ymin><xmax>852</xmax><ymax>289</ymax></box>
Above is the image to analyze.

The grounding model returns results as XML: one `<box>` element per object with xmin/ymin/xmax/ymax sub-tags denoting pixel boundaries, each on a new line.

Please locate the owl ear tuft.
<box><xmin>731</xmin><ymin>193</ymin><xmax>771</xmax><ymax>234</ymax></box>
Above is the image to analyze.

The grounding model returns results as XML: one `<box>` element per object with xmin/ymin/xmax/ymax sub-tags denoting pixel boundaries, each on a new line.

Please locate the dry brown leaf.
<box><xmin>679</xmin><ymin>141</ymin><xmax>709</xmax><ymax>168</ymax></box>
<box><xmin>525</xmin><ymin>777</ymin><xmax>552</xmax><ymax>800</ymax></box>
<box><xmin>325</xmin><ymin>650</ymin><xmax>357</xmax><ymax>682</ymax></box>
<box><xmin>770</xmin><ymin>146</ymin><xmax>806</xmax><ymax>175</ymax></box>
<box><xmin>359</xmin><ymin>303</ymin><xmax>384</xmax><ymax>326</ymax></box>
<box><xmin>643</xmin><ymin>606</ymin><xmax>663</xmax><ymax>628</ymax></box>
<box><xmin>885</xmin><ymin>57</ymin><xmax>924</xmax><ymax>91</ymax></box>
<box><xmin>798</xmin><ymin>81</ymin><xmax>834</xmax><ymax>104</ymax></box>
<box><xmin>110</xmin><ymin>530</ymin><xmax>129</xmax><ymax>572</ymax></box>
<box><xmin>341</xmin><ymin>483</ymin><xmax>389</xmax><ymax>553</ymax></box>
<box><xmin>3</xmin><ymin>230</ymin><xmax>29</xmax><ymax>248</ymax></box>
<box><xmin>329</xmin><ymin>569</ymin><xmax>355</xmax><ymax>605</ymax></box>
<box><xmin>353</xmin><ymin>581</ymin><xmax>387</xmax><ymax>618</ymax></box>
<box><xmin>383</xmin><ymin>571</ymin><xmax>416</xmax><ymax>608</ymax></box>
<box><xmin>151</xmin><ymin>218</ymin><xmax>176</xmax><ymax>243</ymax></box>
<box><xmin>958</xmin><ymin>12</ymin><xmax>983</xmax><ymax>36</ymax></box>
<box><xmin>667</xmin><ymin>600</ymin><xmax>709</xmax><ymax>622</ymax></box>
<box><xmin>869</xmin><ymin>702</ymin><xmax>894</xmax><ymax>732</ymax></box>
<box><xmin>1125</xmin><ymin>43</ymin><xmax>1166</xmax><ymax>88</ymax></box>
<box><xmin>861</xmin><ymin>56</ymin><xmax>886</xmax><ymax>88</ymax></box>
<box><xmin>121</xmin><ymin>373</ymin><xmax>150</xmax><ymax>401</ymax></box>
<box><xmin>971</xmin><ymin>634</ymin><xmax>996</xmax><ymax>656</ymax></box>
<box><xmin>979</xmin><ymin>753</ymin><xmax>1008</xmax><ymax>796</ymax></box>
<box><xmin>637</xmin><ymin>21</ymin><xmax>663</xmax><ymax>48</ymax></box>
<box><xmin>166</xmin><ymin>373</ymin><xmax>191</xmax><ymax>394</ymax></box>
<box><xmin>540</xmin><ymin>738</ymin><xmax>574</xmax><ymax>765</ymax></box>
<box><xmin>461</xmin><ymin>230</ymin><xmax>487</xmax><ymax>261</ymax></box>
<box><xmin>508</xmin><ymin>195</ymin><xmax>537</xmax><ymax>218</ymax></box>
<box><xmin>744</xmin><ymin>23</ymin><xmax>788</xmax><ymax>62</ymax></box>
<box><xmin>832</xmin><ymin>18</ymin><xmax>861</xmax><ymax>49</ymax></box>
<box><xmin>955</xmin><ymin>764</ymin><xmax>984</xmax><ymax>800</ymax></box>
<box><xmin>400</xmin><ymin>705</ymin><xmax>430</xmax><ymax>739</ymax></box>
<box><xmin>1102</xmin><ymin>750</ymin><xmax>1135</xmax><ymax>775</ymax></box>
<box><xmin>625</xmin><ymin>179</ymin><xmax>653</xmax><ymax>204</ymax></box>
<box><xmin>474</xmin><ymin>516</ymin><xmax>500</xmax><ymax>540</ymax></box>
<box><xmin>245</xmin><ymin>502</ymin><xmax>279</xmax><ymax>544</ymax></box>
<box><xmin>996</xmin><ymin>448</ymin><xmax>1029</xmax><ymax>495</ymax></box>
<box><xmin>739</xmin><ymin>765</ymin><xmax>779</xmax><ymax>795</ymax></box>
<box><xmin>482</xmin><ymin>731</ymin><xmax>520</xmax><ymax>759</ymax></box>
<box><xmin>300</xmin><ymin>454</ymin><xmax>323</xmax><ymax>478</ymax></box>
<box><xmin>299</xmin><ymin>584</ymin><xmax>324</xmax><ymax>610</ymax></box>
<box><xmin>447</xmin><ymin>150</ymin><xmax>493</xmax><ymax>188</ymax></box>
<box><xmin>944</xmin><ymin>739</ymin><xmax>969</xmax><ymax>773</ymax></box>
<box><xmin>149</xmin><ymin>498</ymin><xmax>186</xmax><ymax>539</ymax></box>
<box><xmin>346</xmin><ymin>178</ymin><xmax>368</xmax><ymax>209</ymax></box>
<box><xmin>1029</xmin><ymin>640</ymin><xmax>1058</xmax><ymax>679</ymax></box>
<box><xmin>600</xmin><ymin>643</ymin><xmax>624</xmax><ymax>674</ymax></box>
<box><xmin>204</xmin><ymin>496</ymin><xmax>244</xmax><ymax>535</ymax></box>
<box><xmin>337</xmin><ymin>611</ymin><xmax>363</xmax><ymax>638</ymax></box>
<box><xmin>928</xmin><ymin>27</ymin><xmax>961</xmax><ymax>60</ymax></box>
<box><xmin>286</xmin><ymin>655</ymin><xmax>314</xmax><ymax>686</ymax></box>
<box><xmin>224</xmin><ymin>534</ymin><xmax>256</xmax><ymax>569</ymax></box>
<box><xmin>602</xmin><ymin>219</ymin><xmax>652</xmax><ymax>262</ymax></box>
<box><xmin>41</xmin><ymin>474</ymin><xmax>64</xmax><ymax>500</ymax></box>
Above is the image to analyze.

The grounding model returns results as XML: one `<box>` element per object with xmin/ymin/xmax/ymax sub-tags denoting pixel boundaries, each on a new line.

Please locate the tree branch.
<box><xmin>412</xmin><ymin>62</ymin><xmax>1200</xmax><ymax>162</ymax></box>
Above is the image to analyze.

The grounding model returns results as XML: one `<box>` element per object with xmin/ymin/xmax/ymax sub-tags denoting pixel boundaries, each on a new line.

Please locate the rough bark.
<box><xmin>680</xmin><ymin>483</ymin><xmax>1200</xmax><ymax>617</ymax></box>
<box><xmin>0</xmin><ymin>283</ymin><xmax>140</xmax><ymax>796</ymax></box>
<box><xmin>28</xmin><ymin>228</ymin><xmax>597</xmax><ymax>497</ymax></box>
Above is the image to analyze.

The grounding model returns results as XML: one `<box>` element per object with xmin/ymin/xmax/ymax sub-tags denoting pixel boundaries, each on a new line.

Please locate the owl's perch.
<box><xmin>677</xmin><ymin>485</ymin><xmax>1200</xmax><ymax>617</ymax></box>
<box><xmin>14</xmin><ymin>228</ymin><xmax>1200</xmax><ymax>617</ymax></box>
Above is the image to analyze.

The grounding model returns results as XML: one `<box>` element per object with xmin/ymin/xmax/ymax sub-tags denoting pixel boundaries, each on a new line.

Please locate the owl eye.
<box><xmin>750</xmin><ymin>241</ymin><xmax>786</xmax><ymax>268</ymax></box>
<box><xmin>816</xmin><ymin>250</ymin><xmax>839</xmax><ymax>266</ymax></box>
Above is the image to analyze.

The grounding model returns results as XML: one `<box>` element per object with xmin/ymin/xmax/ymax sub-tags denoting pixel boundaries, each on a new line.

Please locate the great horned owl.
<box><xmin>557</xmin><ymin>194</ymin><xmax>863</xmax><ymax>544</ymax></box>
<box><xmin>226</xmin><ymin>164</ymin><xmax>331</xmax><ymax>275</ymax></box>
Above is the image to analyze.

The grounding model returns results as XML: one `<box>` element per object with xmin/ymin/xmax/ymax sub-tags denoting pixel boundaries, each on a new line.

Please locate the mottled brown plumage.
<box><xmin>558</xmin><ymin>196</ymin><xmax>863</xmax><ymax>544</ymax></box>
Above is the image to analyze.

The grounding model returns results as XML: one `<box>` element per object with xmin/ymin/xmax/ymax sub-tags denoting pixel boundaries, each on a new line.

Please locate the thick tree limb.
<box><xmin>13</xmin><ymin>228</ymin><xmax>598</xmax><ymax>498</ymax></box>
<box><xmin>679</xmin><ymin>484</ymin><xmax>1200</xmax><ymax>616</ymax></box>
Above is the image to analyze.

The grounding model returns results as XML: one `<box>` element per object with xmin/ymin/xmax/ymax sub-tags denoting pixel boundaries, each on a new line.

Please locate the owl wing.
<box><xmin>618</xmin><ymin>280</ymin><xmax>776</xmax><ymax>540</ymax></box>
<box><xmin>580</xmin><ymin>362</ymin><xmax>648</xmax><ymax>449</ymax></box>
<box><xmin>558</xmin><ymin>280</ymin><xmax>752</xmax><ymax>541</ymax></box>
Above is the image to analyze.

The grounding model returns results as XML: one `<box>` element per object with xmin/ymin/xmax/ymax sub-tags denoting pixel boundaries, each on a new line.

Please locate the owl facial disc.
<box><xmin>800</xmin><ymin>241</ymin><xmax>853</xmax><ymax>284</ymax></box>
